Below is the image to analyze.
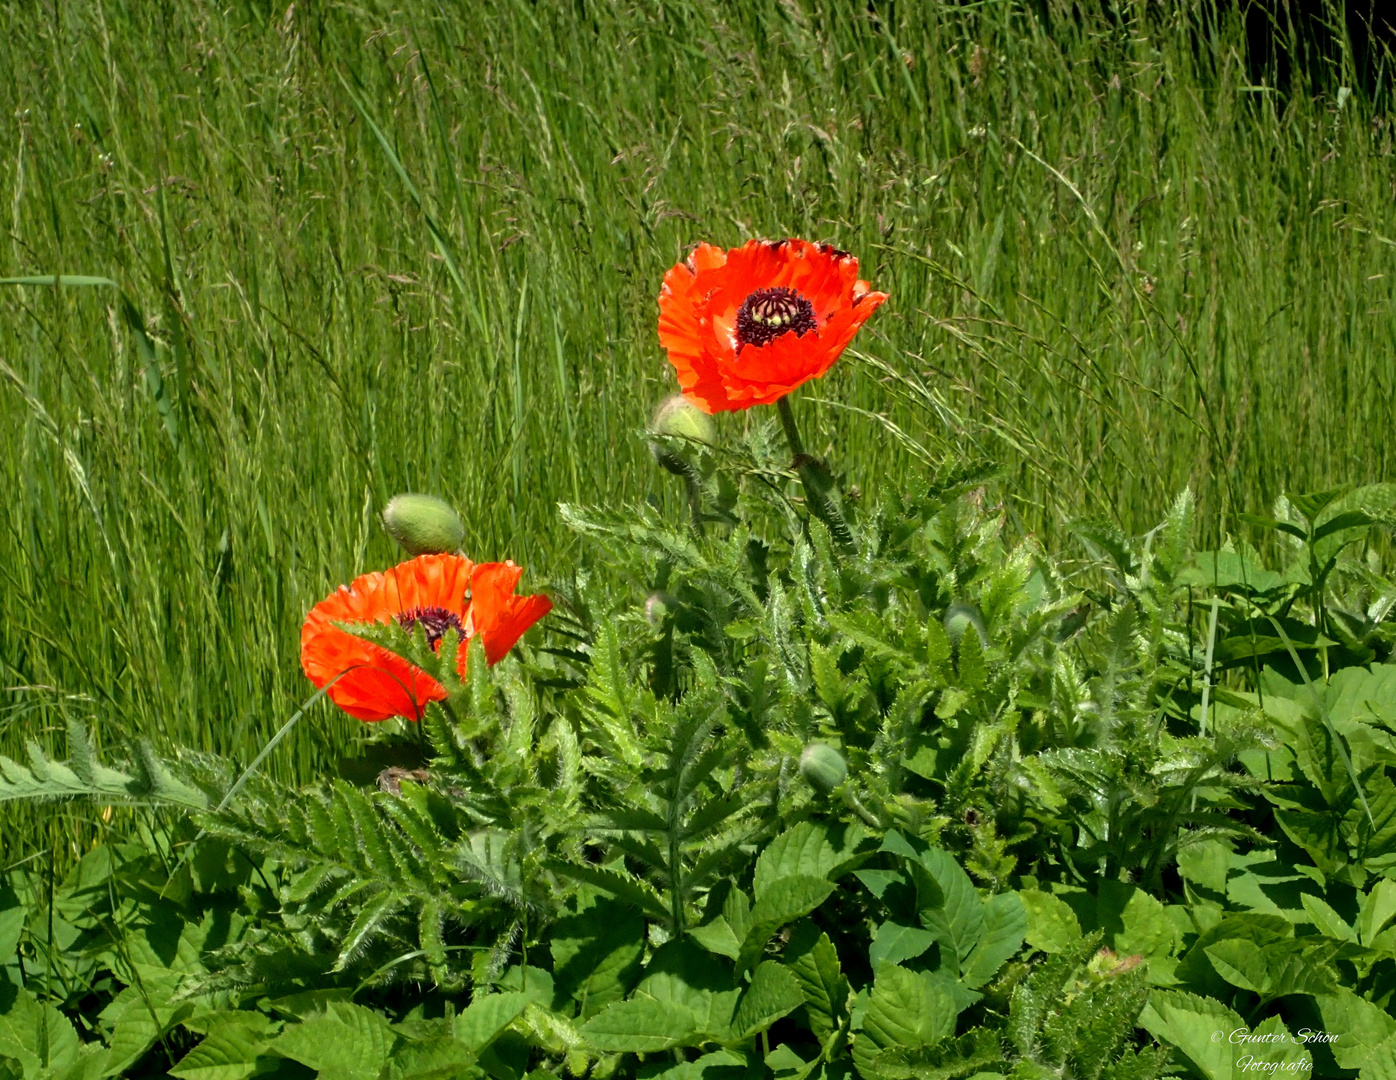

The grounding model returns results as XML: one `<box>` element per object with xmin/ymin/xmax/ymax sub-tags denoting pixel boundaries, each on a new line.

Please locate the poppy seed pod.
<box><xmin>648</xmin><ymin>394</ymin><xmax>716</xmax><ymax>475</ymax></box>
<box><xmin>382</xmin><ymin>494</ymin><xmax>465</xmax><ymax>557</ymax></box>
<box><xmin>799</xmin><ymin>743</ymin><xmax>848</xmax><ymax>795</ymax></box>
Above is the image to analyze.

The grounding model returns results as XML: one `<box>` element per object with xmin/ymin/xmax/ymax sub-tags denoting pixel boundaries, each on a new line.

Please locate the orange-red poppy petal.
<box><xmin>301</xmin><ymin>553</ymin><xmax>475</xmax><ymax>723</ymax></box>
<box><xmin>655</xmin><ymin>239</ymin><xmax>885</xmax><ymax>414</ymax></box>
<box><xmin>466</xmin><ymin>561</ymin><xmax>555</xmax><ymax>666</ymax></box>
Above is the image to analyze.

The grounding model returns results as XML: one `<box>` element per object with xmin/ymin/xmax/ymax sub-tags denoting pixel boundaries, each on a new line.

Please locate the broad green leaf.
<box><xmin>765</xmin><ymin>1043</ymin><xmax>816</xmax><ymax>1080</ymax></box>
<box><xmin>383</xmin><ymin>1036</ymin><xmax>478</xmax><ymax>1080</ymax></box>
<box><xmin>454</xmin><ymin>992</ymin><xmax>530</xmax><ymax>1053</ymax></box>
<box><xmin>723</xmin><ymin>887</ymin><xmax>753</xmax><ymax>944</ymax></box>
<box><xmin>581</xmin><ymin>998</ymin><xmax>698</xmax><ymax>1052</ymax></box>
<box><xmin>869</xmin><ymin>921</ymin><xmax>937</xmax><ymax>968</ymax></box>
<box><xmin>1203</xmin><ymin>940</ymin><xmax>1268</xmax><ymax>993</ymax></box>
<box><xmin>736</xmin><ymin>875</ymin><xmax>836</xmax><ymax>975</ymax></box>
<box><xmin>272</xmin><ymin>1002</ymin><xmax>394</xmax><ymax>1080</ymax></box>
<box><xmin>784</xmin><ymin>923</ymin><xmax>849</xmax><ymax>1044</ymax></box>
<box><xmin>169</xmin><ymin>1014</ymin><xmax>278</xmax><ymax>1080</ymax></box>
<box><xmin>550</xmin><ymin>898</ymin><xmax>645</xmax><ymax>1016</ymax></box>
<box><xmin>1138</xmin><ymin>989</ymin><xmax>1243</xmax><ymax>1080</ymax></box>
<box><xmin>1300</xmin><ymin>893</ymin><xmax>1356</xmax><ymax>941</ymax></box>
<box><xmin>1019</xmin><ymin>890</ymin><xmax>1081</xmax><ymax>954</ymax></box>
<box><xmin>1361</xmin><ymin>878</ymin><xmax>1396</xmax><ymax>945</ymax></box>
<box><xmin>753</xmin><ymin>821</ymin><xmax>862</xmax><ymax>899</ymax></box>
<box><xmin>634</xmin><ymin>940</ymin><xmax>739</xmax><ymax>1039</ymax></box>
<box><xmin>689</xmin><ymin>917</ymin><xmax>742</xmax><ymax>960</ymax></box>
<box><xmin>730</xmin><ymin>962</ymin><xmax>805</xmax><ymax>1040</ymax></box>
<box><xmin>99</xmin><ymin>984</ymin><xmax>194</xmax><ymax>1077</ymax></box>
<box><xmin>641</xmin><ymin>1049</ymin><xmax>749</xmax><ymax>1080</ymax></box>
<box><xmin>1104</xmin><ymin>884</ymin><xmax>1178</xmax><ymax>964</ymax></box>
<box><xmin>916</xmin><ymin>848</ymin><xmax>984</xmax><ymax>973</ymax></box>
<box><xmin>1182</xmin><ymin>550</ymin><xmax>1284</xmax><ymax>595</ymax></box>
<box><xmin>0</xmin><ymin>986</ymin><xmax>82</xmax><ymax>1078</ymax></box>
<box><xmin>1238</xmin><ymin>1016</ymin><xmax>1312</xmax><ymax>1076</ymax></box>
<box><xmin>961</xmin><ymin>892</ymin><xmax>1026</xmax><ymax>988</ymax></box>
<box><xmin>854</xmin><ymin>964</ymin><xmax>957</xmax><ymax>1079</ymax></box>
<box><xmin>1315</xmin><ymin>989</ymin><xmax>1396</xmax><ymax>1071</ymax></box>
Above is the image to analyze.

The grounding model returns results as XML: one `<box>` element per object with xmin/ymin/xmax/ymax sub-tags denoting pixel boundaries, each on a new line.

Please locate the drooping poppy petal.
<box><xmin>657</xmin><ymin>239</ymin><xmax>887</xmax><ymax>413</ymax></box>
<box><xmin>466</xmin><ymin>561</ymin><xmax>555</xmax><ymax>666</ymax></box>
<box><xmin>300</xmin><ymin>552</ymin><xmax>549</xmax><ymax>723</ymax></box>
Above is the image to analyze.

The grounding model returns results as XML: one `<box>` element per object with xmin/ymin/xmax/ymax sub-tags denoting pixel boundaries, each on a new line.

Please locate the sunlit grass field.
<box><xmin>2</xmin><ymin>0</ymin><xmax>1394</xmax><ymax>860</ymax></box>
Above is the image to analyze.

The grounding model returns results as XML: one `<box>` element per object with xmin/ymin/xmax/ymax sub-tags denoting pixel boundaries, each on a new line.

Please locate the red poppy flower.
<box><xmin>657</xmin><ymin>239</ymin><xmax>887</xmax><ymax>413</ymax></box>
<box><xmin>300</xmin><ymin>553</ymin><xmax>551</xmax><ymax>722</ymax></box>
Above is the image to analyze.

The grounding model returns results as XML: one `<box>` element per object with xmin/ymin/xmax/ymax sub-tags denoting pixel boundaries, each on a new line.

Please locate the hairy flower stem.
<box><xmin>776</xmin><ymin>395</ymin><xmax>855</xmax><ymax>553</ymax></box>
<box><xmin>683</xmin><ymin>468</ymin><xmax>705</xmax><ymax>536</ymax></box>
<box><xmin>776</xmin><ymin>394</ymin><xmax>806</xmax><ymax>458</ymax></box>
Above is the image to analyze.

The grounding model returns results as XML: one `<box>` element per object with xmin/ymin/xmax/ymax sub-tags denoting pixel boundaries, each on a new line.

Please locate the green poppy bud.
<box><xmin>645</xmin><ymin>591</ymin><xmax>674</xmax><ymax>626</ymax></box>
<box><xmin>382</xmin><ymin>494</ymin><xmax>465</xmax><ymax>557</ymax></box>
<box><xmin>943</xmin><ymin>602</ymin><xmax>987</xmax><ymax>647</ymax></box>
<box><xmin>799</xmin><ymin>743</ymin><xmax>848</xmax><ymax>795</ymax></box>
<box><xmin>648</xmin><ymin>393</ymin><xmax>716</xmax><ymax>475</ymax></box>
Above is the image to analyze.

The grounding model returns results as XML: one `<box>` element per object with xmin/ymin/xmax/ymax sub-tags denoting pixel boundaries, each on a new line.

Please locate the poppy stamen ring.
<box><xmin>397</xmin><ymin>605</ymin><xmax>465</xmax><ymax>650</ymax></box>
<box><xmin>735</xmin><ymin>287</ymin><xmax>817</xmax><ymax>350</ymax></box>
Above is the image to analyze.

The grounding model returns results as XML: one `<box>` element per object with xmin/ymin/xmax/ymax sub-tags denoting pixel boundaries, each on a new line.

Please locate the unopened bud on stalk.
<box><xmin>382</xmin><ymin>494</ymin><xmax>465</xmax><ymax>556</ymax></box>
<box><xmin>799</xmin><ymin>743</ymin><xmax>848</xmax><ymax>795</ymax></box>
<box><xmin>648</xmin><ymin>393</ymin><xmax>716</xmax><ymax>475</ymax></box>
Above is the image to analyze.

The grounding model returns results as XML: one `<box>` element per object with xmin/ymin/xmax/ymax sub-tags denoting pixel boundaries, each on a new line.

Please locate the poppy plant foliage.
<box><xmin>657</xmin><ymin>238</ymin><xmax>887</xmax><ymax>413</ymax></box>
<box><xmin>300</xmin><ymin>553</ymin><xmax>551</xmax><ymax>722</ymax></box>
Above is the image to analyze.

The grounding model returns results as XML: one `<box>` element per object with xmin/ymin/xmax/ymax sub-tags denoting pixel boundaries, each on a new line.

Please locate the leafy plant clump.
<box><xmin>5</xmin><ymin>393</ymin><xmax>1396</xmax><ymax>1078</ymax></box>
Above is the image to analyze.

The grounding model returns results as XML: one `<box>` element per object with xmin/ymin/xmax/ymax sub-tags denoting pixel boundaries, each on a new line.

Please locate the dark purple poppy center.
<box><xmin>735</xmin><ymin>287</ymin><xmax>817</xmax><ymax>350</ymax></box>
<box><xmin>397</xmin><ymin>605</ymin><xmax>465</xmax><ymax>650</ymax></box>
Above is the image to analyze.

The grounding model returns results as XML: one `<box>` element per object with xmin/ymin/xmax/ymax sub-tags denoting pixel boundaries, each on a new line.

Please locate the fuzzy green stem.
<box><xmin>683</xmin><ymin>469</ymin><xmax>705</xmax><ymax>536</ymax></box>
<box><xmin>776</xmin><ymin>394</ymin><xmax>806</xmax><ymax>458</ymax></box>
<box><xmin>775</xmin><ymin>396</ymin><xmax>855</xmax><ymax>553</ymax></box>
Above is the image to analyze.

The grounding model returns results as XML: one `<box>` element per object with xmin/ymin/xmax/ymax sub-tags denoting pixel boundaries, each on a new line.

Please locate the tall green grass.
<box><xmin>2</xmin><ymin>0</ymin><xmax>1394</xmax><ymax>859</ymax></box>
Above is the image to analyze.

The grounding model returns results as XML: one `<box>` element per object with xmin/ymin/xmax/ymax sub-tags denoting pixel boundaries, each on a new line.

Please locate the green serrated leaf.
<box><xmin>581</xmin><ymin>997</ymin><xmax>699</xmax><ymax>1053</ymax></box>
<box><xmin>855</xmin><ymin>964</ymin><xmax>957</xmax><ymax>1079</ymax></box>
<box><xmin>784</xmin><ymin>922</ymin><xmax>849</xmax><ymax>1044</ymax></box>
<box><xmin>1019</xmin><ymin>890</ymin><xmax>1081</xmax><ymax>955</ymax></box>
<box><xmin>454</xmin><ymin>992</ymin><xmax>531</xmax><ymax>1053</ymax></box>
<box><xmin>961</xmin><ymin>892</ymin><xmax>1026</xmax><ymax>988</ymax></box>
<box><xmin>736</xmin><ymin>875</ymin><xmax>837</xmax><ymax>976</ymax></box>
<box><xmin>272</xmin><ymin>1002</ymin><xmax>394</xmax><ymax>1080</ymax></box>
<box><xmin>730</xmin><ymin>962</ymin><xmax>805</xmax><ymax>1041</ymax></box>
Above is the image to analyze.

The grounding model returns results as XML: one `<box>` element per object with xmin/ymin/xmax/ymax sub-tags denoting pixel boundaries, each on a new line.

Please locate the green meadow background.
<box><xmin>2</xmin><ymin>0</ymin><xmax>1393</xmax><ymax>858</ymax></box>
